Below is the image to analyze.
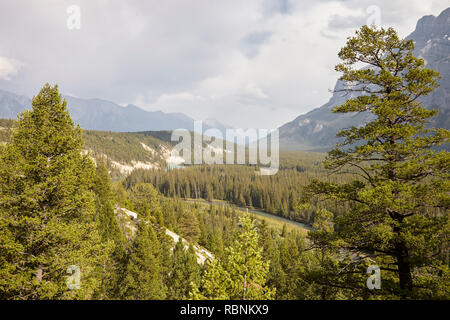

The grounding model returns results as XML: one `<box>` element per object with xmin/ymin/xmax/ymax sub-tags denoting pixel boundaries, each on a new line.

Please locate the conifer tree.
<box><xmin>192</xmin><ymin>215</ymin><xmax>275</xmax><ymax>300</ymax></box>
<box><xmin>190</xmin><ymin>258</ymin><xmax>231</xmax><ymax>300</ymax></box>
<box><xmin>258</xmin><ymin>220</ymin><xmax>283</xmax><ymax>295</ymax></box>
<box><xmin>129</xmin><ymin>183</ymin><xmax>162</xmax><ymax>223</ymax></box>
<box><xmin>179</xmin><ymin>209</ymin><xmax>200</xmax><ymax>243</ymax></box>
<box><xmin>94</xmin><ymin>160</ymin><xmax>124</xmax><ymax>242</ymax></box>
<box><xmin>304</xmin><ymin>26</ymin><xmax>450</xmax><ymax>298</ymax></box>
<box><xmin>0</xmin><ymin>84</ymin><xmax>108</xmax><ymax>299</ymax></box>
<box><xmin>92</xmin><ymin>159</ymin><xmax>127</xmax><ymax>299</ymax></box>
<box><xmin>300</xmin><ymin>209</ymin><xmax>361</xmax><ymax>300</ymax></box>
<box><xmin>119</xmin><ymin>221</ymin><xmax>166</xmax><ymax>300</ymax></box>
<box><xmin>207</xmin><ymin>231</ymin><xmax>224</xmax><ymax>259</ymax></box>
<box><xmin>166</xmin><ymin>239</ymin><xmax>201</xmax><ymax>299</ymax></box>
<box><xmin>276</xmin><ymin>233</ymin><xmax>303</xmax><ymax>299</ymax></box>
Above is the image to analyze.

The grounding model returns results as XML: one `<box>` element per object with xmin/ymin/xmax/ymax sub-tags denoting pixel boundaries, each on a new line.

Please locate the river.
<box><xmin>183</xmin><ymin>198</ymin><xmax>313</xmax><ymax>231</ymax></box>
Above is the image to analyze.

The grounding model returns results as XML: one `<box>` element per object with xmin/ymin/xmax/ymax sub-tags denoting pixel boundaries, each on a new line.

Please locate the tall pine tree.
<box><xmin>304</xmin><ymin>26</ymin><xmax>449</xmax><ymax>299</ymax></box>
<box><xmin>166</xmin><ymin>239</ymin><xmax>201</xmax><ymax>299</ymax></box>
<box><xmin>192</xmin><ymin>215</ymin><xmax>275</xmax><ymax>300</ymax></box>
<box><xmin>0</xmin><ymin>84</ymin><xmax>108</xmax><ymax>299</ymax></box>
<box><xmin>92</xmin><ymin>159</ymin><xmax>127</xmax><ymax>299</ymax></box>
<box><xmin>119</xmin><ymin>221</ymin><xmax>166</xmax><ymax>300</ymax></box>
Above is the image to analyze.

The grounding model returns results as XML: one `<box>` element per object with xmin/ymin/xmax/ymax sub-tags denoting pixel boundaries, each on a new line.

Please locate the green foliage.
<box><xmin>2</xmin><ymin>32</ymin><xmax>447</xmax><ymax>302</ymax></box>
<box><xmin>0</xmin><ymin>84</ymin><xmax>322</xmax><ymax>301</ymax></box>
<box><xmin>190</xmin><ymin>258</ymin><xmax>231</xmax><ymax>300</ymax></box>
<box><xmin>166</xmin><ymin>240</ymin><xmax>201</xmax><ymax>299</ymax></box>
<box><xmin>123</xmin><ymin>153</ymin><xmax>339</xmax><ymax>226</ymax></box>
<box><xmin>119</xmin><ymin>221</ymin><xmax>166</xmax><ymax>299</ymax></box>
<box><xmin>128</xmin><ymin>183</ymin><xmax>163</xmax><ymax>223</ymax></box>
<box><xmin>92</xmin><ymin>159</ymin><xmax>127</xmax><ymax>298</ymax></box>
<box><xmin>0</xmin><ymin>118</ymin><xmax>172</xmax><ymax>181</ymax></box>
<box><xmin>0</xmin><ymin>84</ymin><xmax>110</xmax><ymax>299</ymax></box>
<box><xmin>179</xmin><ymin>209</ymin><xmax>200</xmax><ymax>243</ymax></box>
<box><xmin>226</xmin><ymin>215</ymin><xmax>275</xmax><ymax>299</ymax></box>
<box><xmin>192</xmin><ymin>215</ymin><xmax>275</xmax><ymax>300</ymax></box>
<box><xmin>0</xmin><ymin>118</ymin><xmax>13</xmax><ymax>145</ymax></box>
<box><xmin>304</xmin><ymin>25</ymin><xmax>450</xmax><ymax>299</ymax></box>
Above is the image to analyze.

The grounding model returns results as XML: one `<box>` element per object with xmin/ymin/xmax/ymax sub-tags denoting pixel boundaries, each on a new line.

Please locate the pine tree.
<box><xmin>190</xmin><ymin>258</ymin><xmax>230</xmax><ymax>300</ymax></box>
<box><xmin>228</xmin><ymin>215</ymin><xmax>274</xmax><ymax>300</ymax></box>
<box><xmin>207</xmin><ymin>231</ymin><xmax>224</xmax><ymax>259</ymax></box>
<box><xmin>92</xmin><ymin>159</ymin><xmax>127</xmax><ymax>299</ymax></box>
<box><xmin>258</xmin><ymin>220</ymin><xmax>285</xmax><ymax>298</ymax></box>
<box><xmin>119</xmin><ymin>221</ymin><xmax>166</xmax><ymax>300</ymax></box>
<box><xmin>301</xmin><ymin>209</ymin><xmax>360</xmax><ymax>300</ymax></box>
<box><xmin>94</xmin><ymin>160</ymin><xmax>124</xmax><ymax>242</ymax></box>
<box><xmin>304</xmin><ymin>26</ymin><xmax>450</xmax><ymax>299</ymax></box>
<box><xmin>166</xmin><ymin>239</ymin><xmax>201</xmax><ymax>299</ymax></box>
<box><xmin>179</xmin><ymin>209</ymin><xmax>200</xmax><ymax>243</ymax></box>
<box><xmin>276</xmin><ymin>233</ymin><xmax>304</xmax><ymax>299</ymax></box>
<box><xmin>129</xmin><ymin>183</ymin><xmax>162</xmax><ymax>223</ymax></box>
<box><xmin>192</xmin><ymin>215</ymin><xmax>275</xmax><ymax>300</ymax></box>
<box><xmin>0</xmin><ymin>83</ymin><xmax>108</xmax><ymax>299</ymax></box>
<box><xmin>114</xmin><ymin>182</ymin><xmax>128</xmax><ymax>208</ymax></box>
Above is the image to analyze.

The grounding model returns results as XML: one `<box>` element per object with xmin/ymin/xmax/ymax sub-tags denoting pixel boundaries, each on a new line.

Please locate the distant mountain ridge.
<box><xmin>279</xmin><ymin>7</ymin><xmax>450</xmax><ymax>151</ymax></box>
<box><xmin>0</xmin><ymin>89</ymin><xmax>228</xmax><ymax>132</ymax></box>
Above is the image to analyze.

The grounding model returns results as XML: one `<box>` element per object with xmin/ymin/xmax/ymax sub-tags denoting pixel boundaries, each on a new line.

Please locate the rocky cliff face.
<box><xmin>279</xmin><ymin>7</ymin><xmax>450</xmax><ymax>151</ymax></box>
<box><xmin>409</xmin><ymin>7</ymin><xmax>450</xmax><ymax>130</ymax></box>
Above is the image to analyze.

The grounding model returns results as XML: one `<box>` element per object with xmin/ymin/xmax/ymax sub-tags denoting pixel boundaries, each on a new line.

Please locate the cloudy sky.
<box><xmin>0</xmin><ymin>0</ymin><xmax>448</xmax><ymax>128</ymax></box>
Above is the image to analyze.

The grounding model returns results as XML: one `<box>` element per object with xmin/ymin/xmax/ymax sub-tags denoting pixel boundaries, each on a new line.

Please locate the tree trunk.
<box><xmin>394</xmin><ymin>226</ymin><xmax>413</xmax><ymax>296</ymax></box>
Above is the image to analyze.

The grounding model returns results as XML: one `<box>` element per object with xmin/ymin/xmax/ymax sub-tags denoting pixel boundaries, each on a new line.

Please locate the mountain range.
<box><xmin>0</xmin><ymin>90</ymin><xmax>228</xmax><ymax>132</ymax></box>
<box><xmin>1</xmin><ymin>8</ymin><xmax>449</xmax><ymax>151</ymax></box>
<box><xmin>278</xmin><ymin>7</ymin><xmax>450</xmax><ymax>151</ymax></box>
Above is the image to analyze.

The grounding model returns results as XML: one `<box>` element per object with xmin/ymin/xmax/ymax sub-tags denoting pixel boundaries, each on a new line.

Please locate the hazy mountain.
<box><xmin>63</xmin><ymin>95</ymin><xmax>200</xmax><ymax>132</ymax></box>
<box><xmin>0</xmin><ymin>90</ymin><xmax>229</xmax><ymax>132</ymax></box>
<box><xmin>279</xmin><ymin>7</ymin><xmax>450</xmax><ymax>151</ymax></box>
<box><xmin>0</xmin><ymin>90</ymin><xmax>30</xmax><ymax>120</ymax></box>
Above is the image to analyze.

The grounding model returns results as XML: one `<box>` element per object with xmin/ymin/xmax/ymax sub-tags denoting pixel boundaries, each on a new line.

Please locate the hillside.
<box><xmin>0</xmin><ymin>118</ymin><xmax>175</xmax><ymax>179</ymax></box>
<box><xmin>0</xmin><ymin>118</ymin><xmax>248</xmax><ymax>180</ymax></box>
<box><xmin>117</xmin><ymin>206</ymin><xmax>214</xmax><ymax>265</ymax></box>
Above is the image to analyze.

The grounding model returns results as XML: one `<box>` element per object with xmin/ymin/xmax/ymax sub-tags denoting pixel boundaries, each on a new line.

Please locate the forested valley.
<box><xmin>0</xmin><ymin>25</ymin><xmax>449</xmax><ymax>301</ymax></box>
<box><xmin>0</xmin><ymin>85</ymin><xmax>350</xmax><ymax>299</ymax></box>
<box><xmin>123</xmin><ymin>160</ymin><xmax>354</xmax><ymax>226</ymax></box>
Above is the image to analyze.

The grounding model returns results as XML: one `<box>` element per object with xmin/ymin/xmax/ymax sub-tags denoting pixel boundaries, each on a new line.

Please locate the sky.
<box><xmin>0</xmin><ymin>0</ymin><xmax>448</xmax><ymax>129</ymax></box>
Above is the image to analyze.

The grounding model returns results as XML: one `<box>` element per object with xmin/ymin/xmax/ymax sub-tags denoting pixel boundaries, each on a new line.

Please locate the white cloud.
<box><xmin>0</xmin><ymin>0</ymin><xmax>448</xmax><ymax>128</ymax></box>
<box><xmin>0</xmin><ymin>56</ymin><xmax>21</xmax><ymax>80</ymax></box>
<box><xmin>244</xmin><ymin>82</ymin><xmax>269</xmax><ymax>99</ymax></box>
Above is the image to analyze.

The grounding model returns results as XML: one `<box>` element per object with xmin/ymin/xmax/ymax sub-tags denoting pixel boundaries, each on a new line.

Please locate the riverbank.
<box><xmin>183</xmin><ymin>198</ymin><xmax>313</xmax><ymax>233</ymax></box>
